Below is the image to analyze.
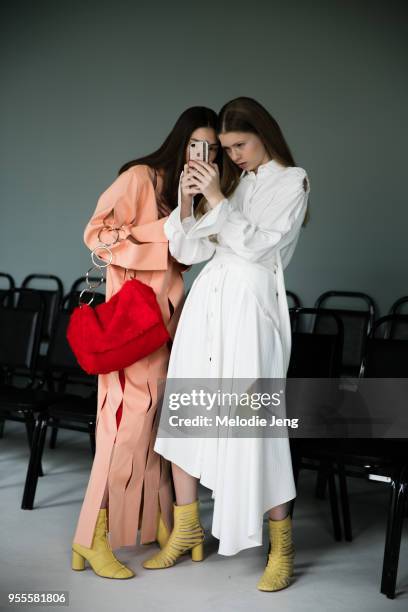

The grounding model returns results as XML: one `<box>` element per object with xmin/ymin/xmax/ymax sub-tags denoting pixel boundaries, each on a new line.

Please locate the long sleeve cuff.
<box><xmin>163</xmin><ymin>203</ymin><xmax>216</xmax><ymax>265</ymax></box>
<box><xmin>129</xmin><ymin>216</ymin><xmax>168</xmax><ymax>243</ymax></box>
<box><xmin>182</xmin><ymin>199</ymin><xmax>230</xmax><ymax>239</ymax></box>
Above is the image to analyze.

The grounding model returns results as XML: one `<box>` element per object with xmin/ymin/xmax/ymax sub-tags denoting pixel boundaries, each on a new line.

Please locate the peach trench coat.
<box><xmin>72</xmin><ymin>164</ymin><xmax>185</xmax><ymax>550</ymax></box>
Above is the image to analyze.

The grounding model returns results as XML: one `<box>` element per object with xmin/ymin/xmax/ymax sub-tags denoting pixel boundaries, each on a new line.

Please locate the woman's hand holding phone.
<box><xmin>181</xmin><ymin>163</ymin><xmax>200</xmax><ymax>199</ymax></box>
<box><xmin>186</xmin><ymin>160</ymin><xmax>224</xmax><ymax>209</ymax></box>
<box><xmin>180</xmin><ymin>163</ymin><xmax>199</xmax><ymax>220</ymax></box>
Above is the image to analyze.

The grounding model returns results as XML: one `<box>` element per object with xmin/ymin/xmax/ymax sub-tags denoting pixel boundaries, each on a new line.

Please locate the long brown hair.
<box><xmin>197</xmin><ymin>97</ymin><xmax>310</xmax><ymax>226</ymax></box>
<box><xmin>118</xmin><ymin>106</ymin><xmax>221</xmax><ymax>218</ymax></box>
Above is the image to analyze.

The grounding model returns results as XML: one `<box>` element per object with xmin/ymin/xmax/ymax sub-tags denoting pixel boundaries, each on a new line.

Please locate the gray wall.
<box><xmin>1</xmin><ymin>0</ymin><xmax>407</xmax><ymax>314</ymax></box>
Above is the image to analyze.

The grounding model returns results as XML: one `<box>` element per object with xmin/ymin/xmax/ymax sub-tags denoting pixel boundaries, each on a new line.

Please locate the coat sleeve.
<box><xmin>163</xmin><ymin>173</ymin><xmax>216</xmax><ymax>265</ymax></box>
<box><xmin>180</xmin><ymin>168</ymin><xmax>310</xmax><ymax>264</ymax></box>
<box><xmin>83</xmin><ymin>167</ymin><xmax>169</xmax><ymax>271</ymax></box>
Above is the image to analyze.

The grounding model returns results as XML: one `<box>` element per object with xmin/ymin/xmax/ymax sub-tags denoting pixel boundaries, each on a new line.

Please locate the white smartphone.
<box><xmin>188</xmin><ymin>140</ymin><xmax>209</xmax><ymax>163</ymax></box>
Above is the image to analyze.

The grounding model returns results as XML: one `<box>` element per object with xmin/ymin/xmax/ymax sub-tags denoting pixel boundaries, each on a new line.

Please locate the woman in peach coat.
<box><xmin>71</xmin><ymin>107</ymin><xmax>221</xmax><ymax>579</ymax></box>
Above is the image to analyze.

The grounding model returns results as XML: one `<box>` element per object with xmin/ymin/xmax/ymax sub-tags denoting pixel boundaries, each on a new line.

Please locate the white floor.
<box><xmin>0</xmin><ymin>420</ymin><xmax>407</xmax><ymax>612</ymax></box>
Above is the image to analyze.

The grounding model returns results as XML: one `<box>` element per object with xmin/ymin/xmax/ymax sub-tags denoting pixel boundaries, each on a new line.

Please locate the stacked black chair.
<box><xmin>286</xmin><ymin>290</ymin><xmax>301</xmax><ymax>309</ymax></box>
<box><xmin>19</xmin><ymin>275</ymin><xmax>64</xmax><ymax>384</ymax></box>
<box><xmin>288</xmin><ymin>307</ymin><xmax>345</xmax><ymax>542</ymax></box>
<box><xmin>387</xmin><ymin>296</ymin><xmax>408</xmax><ymax>339</ymax></box>
<box><xmin>342</xmin><ymin>314</ymin><xmax>408</xmax><ymax>598</ymax></box>
<box><xmin>0</xmin><ymin>272</ymin><xmax>15</xmax><ymax>308</ymax></box>
<box><xmin>46</xmin><ymin>291</ymin><xmax>103</xmax><ymax>448</ymax></box>
<box><xmin>287</xmin><ymin>291</ymin><xmax>302</xmax><ymax>332</ymax></box>
<box><xmin>298</xmin><ymin>314</ymin><xmax>408</xmax><ymax>598</ymax></box>
<box><xmin>0</xmin><ymin>288</ymin><xmax>48</xmax><ymax>474</ymax></box>
<box><xmin>311</xmin><ymin>291</ymin><xmax>376</xmax><ymax>501</ymax></box>
<box><xmin>313</xmin><ymin>291</ymin><xmax>376</xmax><ymax>377</ymax></box>
<box><xmin>21</xmin><ymin>290</ymin><xmax>99</xmax><ymax>510</ymax></box>
<box><xmin>0</xmin><ymin>273</ymin><xmax>16</xmax><ymax>435</ymax></box>
<box><xmin>45</xmin><ymin>284</ymin><xmax>104</xmax><ymax>450</ymax></box>
<box><xmin>389</xmin><ymin>296</ymin><xmax>408</xmax><ymax>315</ymax></box>
<box><xmin>20</xmin><ymin>274</ymin><xmax>64</xmax><ymax>343</ymax></box>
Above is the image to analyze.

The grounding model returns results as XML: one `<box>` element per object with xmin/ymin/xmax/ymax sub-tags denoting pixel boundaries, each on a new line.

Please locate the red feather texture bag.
<box><xmin>66</xmin><ymin>212</ymin><xmax>170</xmax><ymax>375</ymax></box>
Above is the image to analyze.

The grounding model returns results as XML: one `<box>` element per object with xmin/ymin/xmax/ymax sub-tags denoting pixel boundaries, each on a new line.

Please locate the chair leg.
<box><xmin>24</xmin><ymin>412</ymin><xmax>34</xmax><ymax>444</ymax></box>
<box><xmin>315</xmin><ymin>464</ymin><xmax>328</xmax><ymax>499</ymax></box>
<box><xmin>326</xmin><ymin>461</ymin><xmax>343</xmax><ymax>541</ymax></box>
<box><xmin>24</xmin><ymin>411</ymin><xmax>44</xmax><ymax>477</ymax></box>
<box><xmin>337</xmin><ymin>461</ymin><xmax>352</xmax><ymax>541</ymax></box>
<box><xmin>21</xmin><ymin>415</ymin><xmax>48</xmax><ymax>509</ymax></box>
<box><xmin>45</xmin><ymin>373</ymin><xmax>55</xmax><ymax>393</ymax></box>
<box><xmin>289</xmin><ymin>496</ymin><xmax>296</xmax><ymax>520</ymax></box>
<box><xmin>380</xmin><ymin>467</ymin><xmax>408</xmax><ymax>599</ymax></box>
<box><xmin>49</xmin><ymin>420</ymin><xmax>59</xmax><ymax>449</ymax></box>
<box><xmin>57</xmin><ymin>374</ymin><xmax>68</xmax><ymax>393</ymax></box>
<box><xmin>291</xmin><ymin>445</ymin><xmax>301</xmax><ymax>488</ymax></box>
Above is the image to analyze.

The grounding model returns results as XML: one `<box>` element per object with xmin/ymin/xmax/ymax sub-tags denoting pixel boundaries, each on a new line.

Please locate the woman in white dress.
<box><xmin>143</xmin><ymin>97</ymin><xmax>310</xmax><ymax>591</ymax></box>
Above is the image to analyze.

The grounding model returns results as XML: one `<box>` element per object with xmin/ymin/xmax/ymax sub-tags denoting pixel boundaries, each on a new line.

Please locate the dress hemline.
<box><xmin>155</xmin><ymin>441</ymin><xmax>297</xmax><ymax>556</ymax></box>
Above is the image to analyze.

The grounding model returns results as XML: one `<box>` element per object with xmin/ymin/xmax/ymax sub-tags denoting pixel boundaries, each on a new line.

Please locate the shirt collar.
<box><xmin>241</xmin><ymin>158</ymin><xmax>286</xmax><ymax>179</ymax></box>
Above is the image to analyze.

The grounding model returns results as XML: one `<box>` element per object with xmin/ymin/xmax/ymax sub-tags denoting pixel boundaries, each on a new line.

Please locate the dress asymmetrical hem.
<box><xmin>153</xmin><ymin>159</ymin><xmax>310</xmax><ymax>556</ymax></box>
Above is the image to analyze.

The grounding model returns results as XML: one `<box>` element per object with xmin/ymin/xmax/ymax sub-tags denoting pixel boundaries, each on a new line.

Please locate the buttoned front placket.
<box><xmin>243</xmin><ymin>164</ymin><xmax>275</xmax><ymax>217</ymax></box>
<box><xmin>274</xmin><ymin>262</ymin><xmax>279</xmax><ymax>298</ymax></box>
<box><xmin>205</xmin><ymin>262</ymin><xmax>224</xmax><ymax>367</ymax></box>
<box><xmin>242</xmin><ymin>172</ymin><xmax>257</xmax><ymax>216</ymax></box>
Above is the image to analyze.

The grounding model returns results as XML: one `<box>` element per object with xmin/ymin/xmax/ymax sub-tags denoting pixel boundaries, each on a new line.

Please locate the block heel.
<box><xmin>71</xmin><ymin>509</ymin><xmax>135</xmax><ymax>579</ymax></box>
<box><xmin>191</xmin><ymin>542</ymin><xmax>204</xmax><ymax>562</ymax></box>
<box><xmin>257</xmin><ymin>515</ymin><xmax>295</xmax><ymax>592</ymax></box>
<box><xmin>143</xmin><ymin>500</ymin><xmax>205</xmax><ymax>569</ymax></box>
<box><xmin>71</xmin><ymin>549</ymin><xmax>86</xmax><ymax>571</ymax></box>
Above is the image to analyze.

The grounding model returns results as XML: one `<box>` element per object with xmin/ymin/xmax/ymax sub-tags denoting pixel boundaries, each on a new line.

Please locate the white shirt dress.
<box><xmin>154</xmin><ymin>158</ymin><xmax>310</xmax><ymax>555</ymax></box>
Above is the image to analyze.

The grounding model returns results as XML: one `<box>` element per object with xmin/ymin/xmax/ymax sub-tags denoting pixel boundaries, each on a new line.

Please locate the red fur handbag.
<box><xmin>67</xmin><ymin>278</ymin><xmax>170</xmax><ymax>375</ymax></box>
<box><xmin>66</xmin><ymin>216</ymin><xmax>170</xmax><ymax>375</ymax></box>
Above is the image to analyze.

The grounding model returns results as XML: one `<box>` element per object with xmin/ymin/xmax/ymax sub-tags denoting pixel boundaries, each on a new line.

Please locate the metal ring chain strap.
<box><xmin>79</xmin><ymin>221</ymin><xmax>125</xmax><ymax>307</ymax></box>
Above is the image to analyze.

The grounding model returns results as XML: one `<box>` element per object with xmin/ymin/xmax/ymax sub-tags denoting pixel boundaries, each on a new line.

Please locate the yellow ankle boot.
<box><xmin>156</xmin><ymin>512</ymin><xmax>170</xmax><ymax>549</ymax></box>
<box><xmin>257</xmin><ymin>514</ymin><xmax>295</xmax><ymax>592</ymax></box>
<box><xmin>71</xmin><ymin>509</ymin><xmax>135</xmax><ymax>579</ymax></box>
<box><xmin>143</xmin><ymin>500</ymin><xmax>204</xmax><ymax>569</ymax></box>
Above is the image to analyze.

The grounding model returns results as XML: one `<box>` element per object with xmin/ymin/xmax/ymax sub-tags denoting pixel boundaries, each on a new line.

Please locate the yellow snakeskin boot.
<box><xmin>143</xmin><ymin>500</ymin><xmax>204</xmax><ymax>569</ymax></box>
<box><xmin>257</xmin><ymin>514</ymin><xmax>295</xmax><ymax>591</ymax></box>
<box><xmin>71</xmin><ymin>509</ymin><xmax>135</xmax><ymax>579</ymax></box>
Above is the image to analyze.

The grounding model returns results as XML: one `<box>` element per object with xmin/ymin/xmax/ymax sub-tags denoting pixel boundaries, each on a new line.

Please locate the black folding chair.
<box><xmin>0</xmin><ymin>272</ymin><xmax>15</xmax><ymax>308</ymax></box>
<box><xmin>288</xmin><ymin>307</ymin><xmax>345</xmax><ymax>541</ymax></box>
<box><xmin>310</xmin><ymin>292</ymin><xmax>377</xmax><ymax>500</ymax></box>
<box><xmin>389</xmin><ymin>296</ymin><xmax>408</xmax><ymax>315</ymax></box>
<box><xmin>0</xmin><ymin>288</ymin><xmax>47</xmax><ymax>473</ymax></box>
<box><xmin>47</xmin><ymin>291</ymin><xmax>102</xmax><ymax>447</ymax></box>
<box><xmin>386</xmin><ymin>296</ymin><xmax>408</xmax><ymax>340</ymax></box>
<box><xmin>0</xmin><ymin>273</ymin><xmax>16</xmax><ymax>432</ymax></box>
<box><xmin>313</xmin><ymin>291</ymin><xmax>376</xmax><ymax>377</ymax></box>
<box><xmin>44</xmin><ymin>291</ymin><xmax>102</xmax><ymax>395</ymax></box>
<box><xmin>286</xmin><ymin>290</ymin><xmax>301</xmax><ymax>309</ymax></box>
<box><xmin>361</xmin><ymin>314</ymin><xmax>408</xmax><ymax>598</ymax></box>
<box><xmin>287</xmin><ymin>291</ymin><xmax>302</xmax><ymax>332</ymax></box>
<box><xmin>20</xmin><ymin>274</ymin><xmax>64</xmax><ymax>342</ymax></box>
<box><xmin>21</xmin><ymin>294</ymin><xmax>98</xmax><ymax>510</ymax></box>
<box><xmin>309</xmin><ymin>314</ymin><xmax>408</xmax><ymax>598</ymax></box>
